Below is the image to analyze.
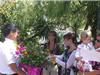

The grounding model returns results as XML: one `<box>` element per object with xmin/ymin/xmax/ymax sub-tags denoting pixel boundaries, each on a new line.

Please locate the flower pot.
<box><xmin>19</xmin><ymin>63</ymin><xmax>29</xmax><ymax>72</ymax></box>
<box><xmin>28</xmin><ymin>66</ymin><xmax>43</xmax><ymax>75</ymax></box>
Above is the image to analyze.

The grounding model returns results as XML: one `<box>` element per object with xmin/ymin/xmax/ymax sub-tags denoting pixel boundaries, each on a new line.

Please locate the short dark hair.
<box><xmin>2</xmin><ymin>23</ymin><xmax>19</xmax><ymax>37</ymax></box>
<box><xmin>64</xmin><ymin>33</ymin><xmax>72</xmax><ymax>39</ymax></box>
<box><xmin>63</xmin><ymin>33</ymin><xmax>75</xmax><ymax>43</ymax></box>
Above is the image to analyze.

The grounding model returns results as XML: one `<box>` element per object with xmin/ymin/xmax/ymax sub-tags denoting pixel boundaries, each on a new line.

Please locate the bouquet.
<box><xmin>16</xmin><ymin>43</ymin><xmax>47</xmax><ymax>75</ymax></box>
<box><xmin>20</xmin><ymin>49</ymin><xmax>47</xmax><ymax>67</ymax></box>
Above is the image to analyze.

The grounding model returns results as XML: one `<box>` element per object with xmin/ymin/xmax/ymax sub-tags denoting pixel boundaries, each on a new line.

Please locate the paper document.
<box><xmin>80</xmin><ymin>49</ymin><xmax>100</xmax><ymax>62</ymax></box>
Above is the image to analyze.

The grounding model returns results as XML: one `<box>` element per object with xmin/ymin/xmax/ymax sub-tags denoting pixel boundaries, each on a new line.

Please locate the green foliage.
<box><xmin>21</xmin><ymin>45</ymin><xmax>47</xmax><ymax>67</ymax></box>
<box><xmin>0</xmin><ymin>0</ymin><xmax>88</xmax><ymax>40</ymax></box>
<box><xmin>20</xmin><ymin>38</ymin><xmax>48</xmax><ymax>66</ymax></box>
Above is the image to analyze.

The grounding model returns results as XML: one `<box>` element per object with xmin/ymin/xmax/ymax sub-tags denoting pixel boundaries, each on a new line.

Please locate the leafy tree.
<box><xmin>0</xmin><ymin>0</ymin><xmax>99</xmax><ymax>42</ymax></box>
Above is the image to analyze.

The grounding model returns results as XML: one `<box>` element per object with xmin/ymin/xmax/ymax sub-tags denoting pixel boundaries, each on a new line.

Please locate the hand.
<box><xmin>50</xmin><ymin>54</ymin><xmax>55</xmax><ymax>58</ymax></box>
<box><xmin>97</xmin><ymin>50</ymin><xmax>100</xmax><ymax>52</ymax></box>
<box><xmin>76</xmin><ymin>57</ymin><xmax>83</xmax><ymax>61</ymax></box>
<box><xmin>96</xmin><ymin>47</ymin><xmax>100</xmax><ymax>52</ymax></box>
<box><xmin>51</xmin><ymin>58</ymin><xmax>56</xmax><ymax>64</ymax></box>
<box><xmin>48</xmin><ymin>54</ymin><xmax>54</xmax><ymax>59</ymax></box>
<box><xmin>51</xmin><ymin>56</ymin><xmax>56</xmax><ymax>61</ymax></box>
<box><xmin>17</xmin><ymin>69</ymin><xmax>26</xmax><ymax>75</ymax></box>
<box><xmin>80</xmin><ymin>60</ymin><xmax>85</xmax><ymax>64</ymax></box>
<box><xmin>49</xmin><ymin>54</ymin><xmax>56</xmax><ymax>64</ymax></box>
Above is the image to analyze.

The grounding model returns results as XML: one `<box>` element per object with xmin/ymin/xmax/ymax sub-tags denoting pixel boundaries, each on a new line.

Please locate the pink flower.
<box><xmin>19</xmin><ymin>45</ymin><xmax>26</xmax><ymax>52</ymax></box>
<box><xmin>17</xmin><ymin>45</ymin><xmax>26</xmax><ymax>53</ymax></box>
<box><xmin>16</xmin><ymin>50</ymin><xmax>21</xmax><ymax>55</ymax></box>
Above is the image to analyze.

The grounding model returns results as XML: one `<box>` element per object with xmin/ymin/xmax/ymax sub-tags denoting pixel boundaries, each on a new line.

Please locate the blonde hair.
<box><xmin>81</xmin><ymin>31</ymin><xmax>91</xmax><ymax>38</ymax></box>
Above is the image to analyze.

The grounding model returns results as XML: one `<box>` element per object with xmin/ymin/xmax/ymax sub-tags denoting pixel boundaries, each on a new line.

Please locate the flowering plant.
<box><xmin>19</xmin><ymin>44</ymin><xmax>47</xmax><ymax>67</ymax></box>
<box><xmin>15</xmin><ymin>43</ymin><xmax>47</xmax><ymax>75</ymax></box>
<box><xmin>16</xmin><ymin>44</ymin><xmax>26</xmax><ymax>56</ymax></box>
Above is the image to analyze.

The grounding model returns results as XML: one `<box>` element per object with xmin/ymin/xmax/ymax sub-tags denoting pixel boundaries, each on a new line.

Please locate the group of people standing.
<box><xmin>43</xmin><ymin>30</ymin><xmax>100</xmax><ymax>75</ymax></box>
<box><xmin>0</xmin><ymin>23</ymin><xmax>100</xmax><ymax>75</ymax></box>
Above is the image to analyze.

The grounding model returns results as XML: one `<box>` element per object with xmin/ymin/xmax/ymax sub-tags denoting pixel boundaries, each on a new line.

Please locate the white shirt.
<box><xmin>0</xmin><ymin>38</ymin><xmax>17</xmax><ymax>74</ymax></box>
<box><xmin>55</xmin><ymin>50</ymin><xmax>76</xmax><ymax>68</ymax></box>
<box><xmin>55</xmin><ymin>50</ymin><xmax>76</xmax><ymax>75</ymax></box>
<box><xmin>75</xmin><ymin>42</ymin><xmax>95</xmax><ymax>58</ymax></box>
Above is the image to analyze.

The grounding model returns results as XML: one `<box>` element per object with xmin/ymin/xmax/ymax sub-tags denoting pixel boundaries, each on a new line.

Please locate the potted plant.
<box><xmin>19</xmin><ymin>44</ymin><xmax>47</xmax><ymax>75</ymax></box>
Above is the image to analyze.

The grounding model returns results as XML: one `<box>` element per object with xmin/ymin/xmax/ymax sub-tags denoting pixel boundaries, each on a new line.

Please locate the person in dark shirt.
<box><xmin>44</xmin><ymin>31</ymin><xmax>61</xmax><ymax>55</ymax></box>
<box><xmin>44</xmin><ymin>31</ymin><xmax>61</xmax><ymax>75</ymax></box>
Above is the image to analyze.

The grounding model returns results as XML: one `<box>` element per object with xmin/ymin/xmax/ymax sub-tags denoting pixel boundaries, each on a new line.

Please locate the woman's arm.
<box><xmin>56</xmin><ymin>51</ymin><xmax>76</xmax><ymax>69</ymax></box>
<box><xmin>9</xmin><ymin>63</ymin><xmax>26</xmax><ymax>75</ymax></box>
<box><xmin>54</xmin><ymin>54</ymin><xmax>64</xmax><ymax>60</ymax></box>
<box><xmin>67</xmin><ymin>51</ymin><xmax>76</xmax><ymax>68</ymax></box>
<box><xmin>56</xmin><ymin>58</ymin><xmax>65</xmax><ymax>68</ymax></box>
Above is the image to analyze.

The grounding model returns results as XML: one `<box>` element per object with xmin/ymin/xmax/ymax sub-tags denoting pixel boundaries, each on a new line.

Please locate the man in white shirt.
<box><xmin>0</xmin><ymin>38</ymin><xmax>17</xmax><ymax>74</ymax></box>
<box><xmin>0</xmin><ymin>23</ymin><xmax>25</xmax><ymax>75</ymax></box>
